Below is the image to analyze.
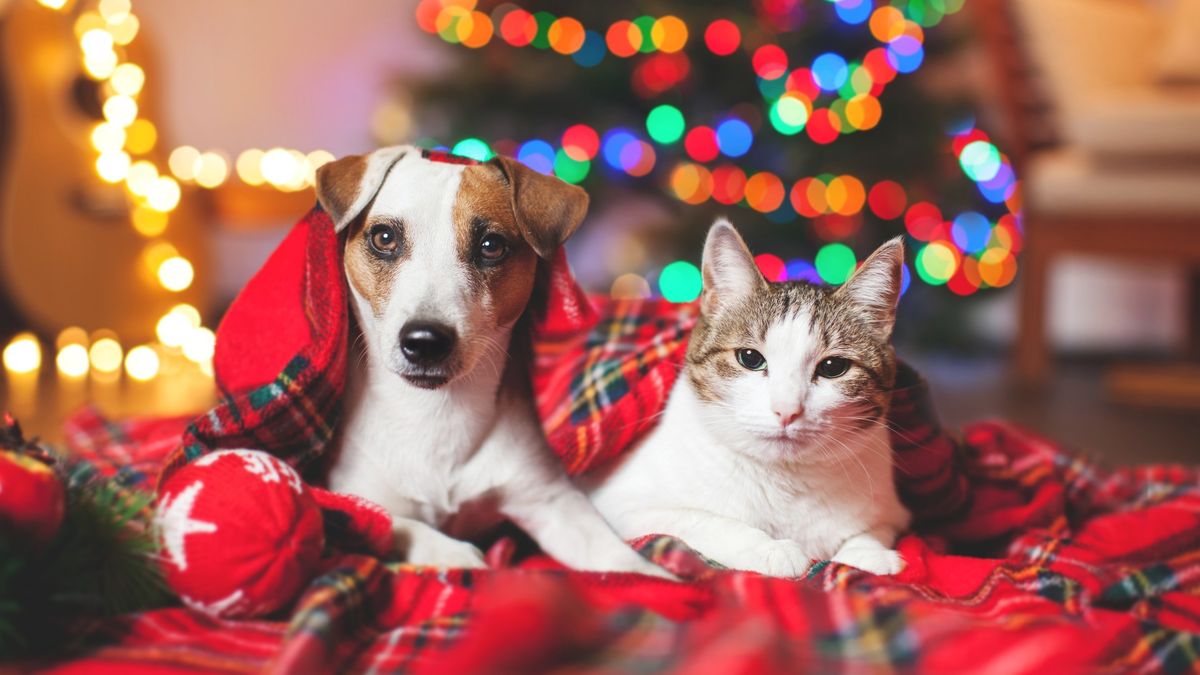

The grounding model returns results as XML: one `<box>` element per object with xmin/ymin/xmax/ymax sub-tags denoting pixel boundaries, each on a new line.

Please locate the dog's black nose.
<box><xmin>399</xmin><ymin>321</ymin><xmax>457</xmax><ymax>366</ymax></box>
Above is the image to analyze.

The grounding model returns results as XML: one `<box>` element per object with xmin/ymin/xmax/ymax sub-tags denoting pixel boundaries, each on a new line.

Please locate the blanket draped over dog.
<box><xmin>48</xmin><ymin>207</ymin><xmax>1200</xmax><ymax>673</ymax></box>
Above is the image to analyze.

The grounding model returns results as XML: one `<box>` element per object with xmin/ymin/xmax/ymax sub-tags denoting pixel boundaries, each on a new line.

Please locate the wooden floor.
<box><xmin>906</xmin><ymin>353</ymin><xmax>1200</xmax><ymax>466</ymax></box>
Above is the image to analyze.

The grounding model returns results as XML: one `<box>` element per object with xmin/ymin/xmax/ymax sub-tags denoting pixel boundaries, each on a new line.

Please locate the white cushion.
<box><xmin>1025</xmin><ymin>149</ymin><xmax>1200</xmax><ymax>216</ymax></box>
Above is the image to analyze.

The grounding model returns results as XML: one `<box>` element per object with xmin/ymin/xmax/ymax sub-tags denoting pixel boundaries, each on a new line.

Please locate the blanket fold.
<box><xmin>46</xmin><ymin>207</ymin><xmax>1200</xmax><ymax>673</ymax></box>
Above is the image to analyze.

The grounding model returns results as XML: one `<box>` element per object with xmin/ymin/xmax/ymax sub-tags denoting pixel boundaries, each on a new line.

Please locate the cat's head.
<box><xmin>685</xmin><ymin>219</ymin><xmax>903</xmax><ymax>462</ymax></box>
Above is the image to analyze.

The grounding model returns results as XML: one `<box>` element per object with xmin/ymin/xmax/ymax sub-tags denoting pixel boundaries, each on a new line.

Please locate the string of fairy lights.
<box><xmin>415</xmin><ymin>0</ymin><xmax>1021</xmax><ymax>303</ymax></box>
<box><xmin>2</xmin><ymin>0</ymin><xmax>335</xmax><ymax>381</ymax></box>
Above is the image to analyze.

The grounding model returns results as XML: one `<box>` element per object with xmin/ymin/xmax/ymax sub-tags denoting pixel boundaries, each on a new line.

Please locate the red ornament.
<box><xmin>0</xmin><ymin>449</ymin><xmax>65</xmax><ymax>548</ymax></box>
<box><xmin>0</xmin><ymin>413</ymin><xmax>65</xmax><ymax>548</ymax></box>
<box><xmin>156</xmin><ymin>450</ymin><xmax>324</xmax><ymax>618</ymax></box>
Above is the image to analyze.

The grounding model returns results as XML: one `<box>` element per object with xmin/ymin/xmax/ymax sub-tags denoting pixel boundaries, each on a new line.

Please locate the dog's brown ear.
<box><xmin>315</xmin><ymin>146</ymin><xmax>409</xmax><ymax>232</ymax></box>
<box><xmin>490</xmin><ymin>155</ymin><xmax>589</xmax><ymax>259</ymax></box>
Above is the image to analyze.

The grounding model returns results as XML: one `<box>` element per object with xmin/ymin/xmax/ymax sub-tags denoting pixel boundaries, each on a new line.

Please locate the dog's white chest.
<box><xmin>328</xmin><ymin>361</ymin><xmax>497</xmax><ymax>526</ymax></box>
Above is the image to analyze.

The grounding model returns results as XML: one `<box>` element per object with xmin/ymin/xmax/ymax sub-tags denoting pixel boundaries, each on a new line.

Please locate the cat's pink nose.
<box><xmin>774</xmin><ymin>407</ymin><xmax>803</xmax><ymax>427</ymax></box>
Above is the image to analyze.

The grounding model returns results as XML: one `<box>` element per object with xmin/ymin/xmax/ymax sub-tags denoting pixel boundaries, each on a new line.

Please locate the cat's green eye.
<box><xmin>735</xmin><ymin>348</ymin><xmax>767</xmax><ymax>371</ymax></box>
<box><xmin>815</xmin><ymin>356</ymin><xmax>851</xmax><ymax>379</ymax></box>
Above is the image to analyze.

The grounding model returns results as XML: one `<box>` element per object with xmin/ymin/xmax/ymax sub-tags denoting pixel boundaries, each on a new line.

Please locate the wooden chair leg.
<box><xmin>1187</xmin><ymin>270</ymin><xmax>1200</xmax><ymax>360</ymax></box>
<box><xmin>1015</xmin><ymin>243</ymin><xmax>1051</xmax><ymax>385</ymax></box>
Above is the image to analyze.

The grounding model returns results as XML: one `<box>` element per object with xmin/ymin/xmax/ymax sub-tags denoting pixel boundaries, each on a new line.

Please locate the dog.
<box><xmin>315</xmin><ymin>145</ymin><xmax>668</xmax><ymax>577</ymax></box>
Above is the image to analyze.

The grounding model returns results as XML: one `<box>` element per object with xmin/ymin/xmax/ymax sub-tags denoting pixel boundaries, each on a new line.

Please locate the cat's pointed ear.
<box><xmin>836</xmin><ymin>236</ymin><xmax>904</xmax><ymax>338</ymax></box>
<box><xmin>701</xmin><ymin>219</ymin><xmax>766</xmax><ymax>314</ymax></box>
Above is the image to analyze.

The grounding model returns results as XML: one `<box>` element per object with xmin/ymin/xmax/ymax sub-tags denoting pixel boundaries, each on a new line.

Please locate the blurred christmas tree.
<box><xmin>402</xmin><ymin>0</ymin><xmax>1020</xmax><ymax>330</ymax></box>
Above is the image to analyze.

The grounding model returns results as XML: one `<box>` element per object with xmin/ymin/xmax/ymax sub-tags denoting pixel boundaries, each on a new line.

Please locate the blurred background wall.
<box><xmin>1</xmin><ymin>0</ymin><xmax>1196</xmax><ymax>461</ymax></box>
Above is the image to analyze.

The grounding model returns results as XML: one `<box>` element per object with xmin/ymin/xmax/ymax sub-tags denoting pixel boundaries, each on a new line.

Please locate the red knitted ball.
<box><xmin>156</xmin><ymin>450</ymin><xmax>324</xmax><ymax>618</ymax></box>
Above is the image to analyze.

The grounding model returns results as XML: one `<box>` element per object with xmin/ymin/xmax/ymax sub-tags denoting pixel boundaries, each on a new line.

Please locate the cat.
<box><xmin>587</xmin><ymin>220</ymin><xmax>911</xmax><ymax>576</ymax></box>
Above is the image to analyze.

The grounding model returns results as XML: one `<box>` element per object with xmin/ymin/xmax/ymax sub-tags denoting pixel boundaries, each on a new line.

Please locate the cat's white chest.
<box><xmin>589</xmin><ymin>378</ymin><xmax>909</xmax><ymax>563</ymax></box>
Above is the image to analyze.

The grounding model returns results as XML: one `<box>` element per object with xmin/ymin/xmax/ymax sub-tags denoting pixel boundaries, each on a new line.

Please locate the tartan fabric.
<box><xmin>39</xmin><ymin>205</ymin><xmax>1200</xmax><ymax>672</ymax></box>
<box><xmin>47</xmin><ymin>414</ymin><xmax>1200</xmax><ymax>673</ymax></box>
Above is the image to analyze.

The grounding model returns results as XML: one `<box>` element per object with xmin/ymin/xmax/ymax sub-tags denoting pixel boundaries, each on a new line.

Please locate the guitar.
<box><xmin>0</xmin><ymin>0</ymin><xmax>208</xmax><ymax>342</ymax></box>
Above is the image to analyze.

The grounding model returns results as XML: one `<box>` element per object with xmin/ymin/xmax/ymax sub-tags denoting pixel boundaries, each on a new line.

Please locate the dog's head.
<box><xmin>315</xmin><ymin>146</ymin><xmax>588</xmax><ymax>389</ymax></box>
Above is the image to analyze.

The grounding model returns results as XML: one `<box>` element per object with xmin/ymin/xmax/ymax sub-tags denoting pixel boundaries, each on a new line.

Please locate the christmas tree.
<box><xmin>404</xmin><ymin>0</ymin><xmax>1020</xmax><ymax>323</ymax></box>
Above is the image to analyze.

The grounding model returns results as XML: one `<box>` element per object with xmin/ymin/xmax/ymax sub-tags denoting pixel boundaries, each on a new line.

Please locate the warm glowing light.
<box><xmin>3</xmin><ymin>334</ymin><xmax>41</xmax><ymax>374</ymax></box>
<box><xmin>194</xmin><ymin>152</ymin><xmax>229</xmax><ymax>188</ymax></box>
<box><xmin>131</xmin><ymin>205</ymin><xmax>168</xmax><ymax>237</ymax></box>
<box><xmin>236</xmin><ymin>149</ymin><xmax>266</xmax><ymax>185</ymax></box>
<box><xmin>56</xmin><ymin>344</ymin><xmax>90</xmax><ymax>378</ymax></box>
<box><xmin>89</xmin><ymin>338</ymin><xmax>123</xmax><ymax>374</ymax></box>
<box><xmin>147</xmin><ymin>176</ymin><xmax>181</xmax><ymax>212</ymax></box>
<box><xmin>182</xmin><ymin>327</ymin><xmax>216</xmax><ymax>363</ymax></box>
<box><xmin>157</xmin><ymin>256</ymin><xmax>194</xmax><ymax>292</ymax></box>
<box><xmin>306</xmin><ymin>150</ymin><xmax>335</xmax><ymax>177</ymax></box>
<box><xmin>83</xmin><ymin>51</ymin><xmax>118</xmax><ymax>79</ymax></box>
<box><xmin>109</xmin><ymin>63</ymin><xmax>145</xmax><ymax>96</ymax></box>
<box><xmin>98</xmin><ymin>0</ymin><xmax>131</xmax><ymax>24</ymax></box>
<box><xmin>126</xmin><ymin>160</ymin><xmax>158</xmax><ymax>196</ymax></box>
<box><xmin>169</xmin><ymin>146</ymin><xmax>201</xmax><ymax>181</ymax></box>
<box><xmin>124</xmin><ymin>119</ymin><xmax>156</xmax><ymax>154</ymax></box>
<box><xmin>102</xmin><ymin>95</ymin><xmax>138</xmax><ymax>127</ymax></box>
<box><xmin>74</xmin><ymin>12</ymin><xmax>105</xmax><ymax>39</ymax></box>
<box><xmin>37</xmin><ymin>0</ymin><xmax>68</xmax><ymax>9</ymax></box>
<box><xmin>260</xmin><ymin>148</ymin><xmax>299</xmax><ymax>186</ymax></box>
<box><xmin>80</xmin><ymin>29</ymin><xmax>114</xmax><ymax>55</ymax></box>
<box><xmin>56</xmin><ymin>327</ymin><xmax>88</xmax><ymax>350</ymax></box>
<box><xmin>90</xmin><ymin>122</ymin><xmax>125</xmax><ymax>153</ymax></box>
<box><xmin>109</xmin><ymin>14</ymin><xmax>139</xmax><ymax>45</ymax></box>
<box><xmin>124</xmin><ymin>345</ymin><xmax>160</xmax><ymax>381</ymax></box>
<box><xmin>156</xmin><ymin>310</ymin><xmax>194</xmax><ymax>347</ymax></box>
<box><xmin>610</xmin><ymin>273</ymin><xmax>652</xmax><ymax>300</ymax></box>
<box><xmin>95</xmin><ymin>150</ymin><xmax>131</xmax><ymax>183</ymax></box>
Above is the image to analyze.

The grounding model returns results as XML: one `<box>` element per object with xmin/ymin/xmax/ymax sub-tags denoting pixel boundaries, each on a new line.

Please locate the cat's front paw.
<box><xmin>738</xmin><ymin>539</ymin><xmax>813</xmax><ymax>578</ymax></box>
<box><xmin>831</xmin><ymin>547</ymin><xmax>904</xmax><ymax>575</ymax></box>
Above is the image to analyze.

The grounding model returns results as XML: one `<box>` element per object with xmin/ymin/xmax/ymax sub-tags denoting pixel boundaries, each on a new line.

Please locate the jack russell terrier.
<box><xmin>315</xmin><ymin>145</ymin><xmax>668</xmax><ymax>577</ymax></box>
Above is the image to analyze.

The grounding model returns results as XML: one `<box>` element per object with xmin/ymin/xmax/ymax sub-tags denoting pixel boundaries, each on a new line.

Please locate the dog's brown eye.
<box><xmin>369</xmin><ymin>225</ymin><xmax>399</xmax><ymax>255</ymax></box>
<box><xmin>815</xmin><ymin>357</ymin><xmax>851</xmax><ymax>379</ymax></box>
<box><xmin>479</xmin><ymin>233</ymin><xmax>508</xmax><ymax>263</ymax></box>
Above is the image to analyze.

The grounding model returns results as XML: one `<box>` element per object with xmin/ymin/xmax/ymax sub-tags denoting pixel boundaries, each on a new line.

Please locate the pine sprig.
<box><xmin>0</xmin><ymin>460</ymin><xmax>172</xmax><ymax>659</ymax></box>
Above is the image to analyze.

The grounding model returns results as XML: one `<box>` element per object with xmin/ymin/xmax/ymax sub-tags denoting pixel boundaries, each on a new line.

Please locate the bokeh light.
<box><xmin>646</xmin><ymin>105</ymin><xmax>685</xmax><ymax>144</ymax></box>
<box><xmin>659</xmin><ymin>260</ymin><xmax>703</xmax><ymax>302</ymax></box>
<box><xmin>815</xmin><ymin>243</ymin><xmax>857</xmax><ymax>284</ymax></box>
<box><xmin>704</xmin><ymin>18</ymin><xmax>741</xmax><ymax>56</ymax></box>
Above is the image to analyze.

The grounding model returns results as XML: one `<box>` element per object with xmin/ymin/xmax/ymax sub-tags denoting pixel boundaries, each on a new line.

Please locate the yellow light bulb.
<box><xmin>80</xmin><ymin>29</ymin><xmax>114</xmax><ymax>55</ymax></box>
<box><xmin>90</xmin><ymin>122</ymin><xmax>126</xmax><ymax>153</ymax></box>
<box><xmin>260</xmin><ymin>148</ymin><xmax>298</xmax><ymax>187</ymax></box>
<box><xmin>181</xmin><ymin>327</ymin><xmax>216</xmax><ymax>363</ymax></box>
<box><xmin>98</xmin><ymin>0</ymin><xmax>132</xmax><ymax>25</ymax></box>
<box><xmin>89</xmin><ymin>337</ymin><xmax>123</xmax><ymax>374</ymax></box>
<box><xmin>155</xmin><ymin>311</ymin><xmax>192</xmax><ymax>347</ymax></box>
<box><xmin>56</xmin><ymin>344</ymin><xmax>90</xmax><ymax>378</ymax></box>
<box><xmin>102</xmin><ymin>95</ymin><xmax>138</xmax><ymax>127</ymax></box>
<box><xmin>124</xmin><ymin>345</ymin><xmax>160</xmax><ymax>381</ymax></box>
<box><xmin>124</xmin><ymin>119</ymin><xmax>157</xmax><ymax>154</ymax></box>
<box><xmin>74</xmin><ymin>12</ymin><xmax>105</xmax><ymax>39</ymax></box>
<box><xmin>194</xmin><ymin>152</ymin><xmax>229</xmax><ymax>188</ymax></box>
<box><xmin>109</xmin><ymin>14</ymin><xmax>139</xmax><ymax>45</ymax></box>
<box><xmin>146</xmin><ymin>176</ymin><xmax>181</xmax><ymax>212</ymax></box>
<box><xmin>168</xmin><ymin>146</ymin><xmax>201</xmax><ymax>181</ymax></box>
<box><xmin>170</xmin><ymin>303</ymin><xmax>202</xmax><ymax>328</ymax></box>
<box><xmin>109</xmin><ymin>63</ymin><xmax>145</xmax><ymax>96</ymax></box>
<box><xmin>38</xmin><ymin>0</ymin><xmax>69</xmax><ymax>10</ymax></box>
<box><xmin>157</xmin><ymin>256</ymin><xmax>193</xmax><ymax>292</ymax></box>
<box><xmin>55</xmin><ymin>326</ymin><xmax>89</xmax><ymax>350</ymax></box>
<box><xmin>3</xmin><ymin>333</ymin><xmax>42</xmax><ymax>374</ymax></box>
<box><xmin>131</xmin><ymin>205</ymin><xmax>168</xmax><ymax>237</ymax></box>
<box><xmin>125</xmin><ymin>160</ymin><xmax>158</xmax><ymax>196</ymax></box>
<box><xmin>95</xmin><ymin>150</ymin><xmax>131</xmax><ymax>183</ymax></box>
<box><xmin>236</xmin><ymin>149</ymin><xmax>266</xmax><ymax>186</ymax></box>
<box><xmin>83</xmin><ymin>51</ymin><xmax>118</xmax><ymax>79</ymax></box>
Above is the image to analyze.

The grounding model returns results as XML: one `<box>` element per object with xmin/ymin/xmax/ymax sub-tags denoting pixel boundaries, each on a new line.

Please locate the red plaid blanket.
<box><xmin>41</xmin><ymin>208</ymin><xmax>1200</xmax><ymax>673</ymax></box>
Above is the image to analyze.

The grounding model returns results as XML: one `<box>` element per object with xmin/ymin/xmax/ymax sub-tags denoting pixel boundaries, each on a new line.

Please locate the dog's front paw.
<box><xmin>831</xmin><ymin>547</ymin><xmax>904</xmax><ymax>575</ymax></box>
<box><xmin>734</xmin><ymin>539</ymin><xmax>812</xmax><ymax>578</ymax></box>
